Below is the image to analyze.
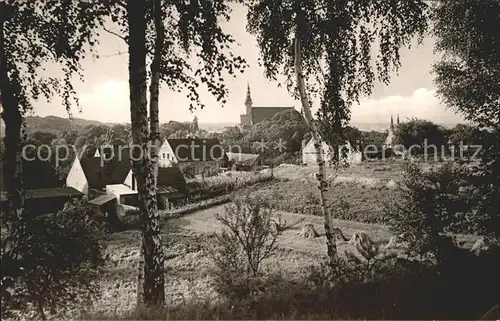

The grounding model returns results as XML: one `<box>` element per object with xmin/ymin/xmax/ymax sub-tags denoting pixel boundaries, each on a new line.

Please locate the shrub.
<box><xmin>1</xmin><ymin>199</ymin><xmax>106</xmax><ymax>320</ymax></box>
<box><xmin>385</xmin><ymin>161</ymin><xmax>500</xmax><ymax>263</ymax></box>
<box><xmin>208</xmin><ymin>196</ymin><xmax>285</xmax><ymax>301</ymax></box>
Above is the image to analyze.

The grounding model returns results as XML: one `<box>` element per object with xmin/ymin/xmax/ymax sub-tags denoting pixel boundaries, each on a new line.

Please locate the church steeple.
<box><xmin>245</xmin><ymin>82</ymin><xmax>253</xmax><ymax>107</ymax></box>
<box><xmin>244</xmin><ymin>82</ymin><xmax>253</xmax><ymax>125</ymax></box>
<box><xmin>390</xmin><ymin>114</ymin><xmax>394</xmax><ymax>130</ymax></box>
<box><xmin>397</xmin><ymin>113</ymin><xmax>400</xmax><ymax>126</ymax></box>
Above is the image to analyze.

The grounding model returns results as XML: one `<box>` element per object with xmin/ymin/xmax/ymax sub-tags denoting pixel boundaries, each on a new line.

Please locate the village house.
<box><xmin>80</xmin><ymin>147</ymin><xmax>188</xmax><ymax>217</ymax></box>
<box><xmin>0</xmin><ymin>158</ymin><xmax>84</xmax><ymax>215</ymax></box>
<box><xmin>0</xmin><ymin>187</ymin><xmax>84</xmax><ymax>215</ymax></box>
<box><xmin>301</xmin><ymin>136</ymin><xmax>363</xmax><ymax>166</ymax></box>
<box><xmin>66</xmin><ymin>146</ymin><xmax>134</xmax><ymax>199</ymax></box>
<box><xmin>157</xmin><ymin>138</ymin><xmax>226</xmax><ymax>178</ymax></box>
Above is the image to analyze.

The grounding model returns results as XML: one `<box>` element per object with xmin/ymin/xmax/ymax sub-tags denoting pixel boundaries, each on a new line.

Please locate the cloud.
<box><xmin>32</xmin><ymin>81</ymin><xmax>464</xmax><ymax>127</ymax></box>
<box><xmin>349</xmin><ymin>88</ymin><xmax>465</xmax><ymax>124</ymax></box>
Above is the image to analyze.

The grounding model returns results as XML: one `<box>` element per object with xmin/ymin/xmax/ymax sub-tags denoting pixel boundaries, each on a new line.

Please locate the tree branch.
<box><xmin>103</xmin><ymin>26</ymin><xmax>126</xmax><ymax>42</ymax></box>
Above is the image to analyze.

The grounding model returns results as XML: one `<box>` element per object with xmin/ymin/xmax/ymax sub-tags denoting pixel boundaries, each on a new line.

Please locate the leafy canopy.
<box><xmin>109</xmin><ymin>0</ymin><xmax>247</xmax><ymax>111</ymax></box>
<box><xmin>432</xmin><ymin>0</ymin><xmax>500</xmax><ymax>129</ymax></box>
<box><xmin>2</xmin><ymin>0</ymin><xmax>112</xmax><ymax>116</ymax></box>
<box><xmin>245</xmin><ymin>0</ymin><xmax>429</xmax><ymax>143</ymax></box>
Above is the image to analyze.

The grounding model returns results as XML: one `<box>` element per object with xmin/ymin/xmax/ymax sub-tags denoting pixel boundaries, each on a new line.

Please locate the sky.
<box><xmin>30</xmin><ymin>3</ymin><xmax>465</xmax><ymax>126</ymax></box>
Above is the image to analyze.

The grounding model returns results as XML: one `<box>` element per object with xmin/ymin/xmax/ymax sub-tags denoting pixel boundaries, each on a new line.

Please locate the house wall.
<box><xmin>348</xmin><ymin>151</ymin><xmax>363</xmax><ymax>164</ymax></box>
<box><xmin>158</xmin><ymin>141</ymin><xmax>177</xmax><ymax>167</ymax></box>
<box><xmin>119</xmin><ymin>194</ymin><xmax>139</xmax><ymax>207</ymax></box>
<box><xmin>123</xmin><ymin>170</ymin><xmax>138</xmax><ymax>191</ymax></box>
<box><xmin>66</xmin><ymin>157</ymin><xmax>89</xmax><ymax>194</ymax></box>
<box><xmin>302</xmin><ymin>140</ymin><xmax>332</xmax><ymax>165</ymax></box>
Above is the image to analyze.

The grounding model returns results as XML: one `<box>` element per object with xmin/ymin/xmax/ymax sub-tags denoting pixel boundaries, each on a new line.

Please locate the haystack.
<box><xmin>298</xmin><ymin>223</ymin><xmax>319</xmax><ymax>238</ymax></box>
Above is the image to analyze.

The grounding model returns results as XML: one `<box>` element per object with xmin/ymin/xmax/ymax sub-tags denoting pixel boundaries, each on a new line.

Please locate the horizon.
<box><xmin>24</xmin><ymin>3</ymin><xmax>466</xmax><ymax>126</ymax></box>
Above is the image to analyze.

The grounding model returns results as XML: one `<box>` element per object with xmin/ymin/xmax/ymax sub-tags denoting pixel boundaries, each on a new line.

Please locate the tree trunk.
<box><xmin>0</xmin><ymin>4</ymin><xmax>26</xmax><ymax>290</ymax></box>
<box><xmin>294</xmin><ymin>35</ymin><xmax>338</xmax><ymax>264</ymax></box>
<box><xmin>127</xmin><ymin>0</ymin><xmax>165</xmax><ymax>306</ymax></box>
<box><xmin>149</xmin><ymin>0</ymin><xmax>163</xmax><ymax>188</ymax></box>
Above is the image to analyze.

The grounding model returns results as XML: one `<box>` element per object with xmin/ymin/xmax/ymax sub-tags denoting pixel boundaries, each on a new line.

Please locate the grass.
<box><xmin>26</xmin><ymin>159</ymin><xmax>496</xmax><ymax>320</ymax></box>
<box><xmin>236</xmin><ymin>178</ymin><xmax>397</xmax><ymax>224</ymax></box>
<box><xmin>83</xmin><ymin>206</ymin><xmax>496</xmax><ymax>320</ymax></box>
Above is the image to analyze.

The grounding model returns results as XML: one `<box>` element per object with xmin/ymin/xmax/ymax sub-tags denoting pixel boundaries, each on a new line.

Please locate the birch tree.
<box><xmin>115</xmin><ymin>0</ymin><xmax>247</xmax><ymax>305</ymax></box>
<box><xmin>245</xmin><ymin>0</ymin><xmax>428</xmax><ymax>263</ymax></box>
<box><xmin>0</xmin><ymin>0</ymin><xmax>110</xmax><ymax>298</ymax></box>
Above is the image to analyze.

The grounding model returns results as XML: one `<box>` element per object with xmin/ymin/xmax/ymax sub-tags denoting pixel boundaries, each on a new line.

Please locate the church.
<box><xmin>383</xmin><ymin>114</ymin><xmax>400</xmax><ymax>148</ymax></box>
<box><xmin>240</xmin><ymin>83</ymin><xmax>294</xmax><ymax>126</ymax></box>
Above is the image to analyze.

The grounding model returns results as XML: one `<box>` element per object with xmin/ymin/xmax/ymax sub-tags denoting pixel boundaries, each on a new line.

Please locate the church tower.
<box><xmin>245</xmin><ymin>82</ymin><xmax>253</xmax><ymax>123</ymax></box>
<box><xmin>390</xmin><ymin>114</ymin><xmax>394</xmax><ymax>130</ymax></box>
<box><xmin>397</xmin><ymin>113</ymin><xmax>400</xmax><ymax>126</ymax></box>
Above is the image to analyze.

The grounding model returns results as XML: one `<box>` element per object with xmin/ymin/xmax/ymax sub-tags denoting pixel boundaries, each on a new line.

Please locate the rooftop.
<box><xmin>1</xmin><ymin>187</ymin><xmax>83</xmax><ymax>202</ymax></box>
<box><xmin>106</xmin><ymin>184</ymin><xmax>137</xmax><ymax>196</ymax></box>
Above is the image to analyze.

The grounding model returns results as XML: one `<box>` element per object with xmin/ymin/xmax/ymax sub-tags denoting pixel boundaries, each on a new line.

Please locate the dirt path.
<box><xmin>169</xmin><ymin>204</ymin><xmax>393</xmax><ymax>258</ymax></box>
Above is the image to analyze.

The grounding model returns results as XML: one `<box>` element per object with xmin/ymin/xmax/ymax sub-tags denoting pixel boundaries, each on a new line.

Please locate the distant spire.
<box><xmin>397</xmin><ymin>113</ymin><xmax>400</xmax><ymax>125</ymax></box>
<box><xmin>390</xmin><ymin>114</ymin><xmax>394</xmax><ymax>130</ymax></box>
<box><xmin>245</xmin><ymin>82</ymin><xmax>252</xmax><ymax>106</ymax></box>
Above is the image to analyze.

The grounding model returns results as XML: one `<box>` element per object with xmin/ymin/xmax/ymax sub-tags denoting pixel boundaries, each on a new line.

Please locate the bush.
<box><xmin>1</xmin><ymin>199</ymin><xmax>106</xmax><ymax>320</ymax></box>
<box><xmin>385</xmin><ymin>161</ymin><xmax>500</xmax><ymax>263</ymax></box>
<box><xmin>208</xmin><ymin>196</ymin><xmax>285</xmax><ymax>301</ymax></box>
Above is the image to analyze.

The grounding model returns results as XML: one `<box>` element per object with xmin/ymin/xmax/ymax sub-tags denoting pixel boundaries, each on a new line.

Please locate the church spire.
<box><xmin>390</xmin><ymin>114</ymin><xmax>394</xmax><ymax>130</ymax></box>
<box><xmin>245</xmin><ymin>82</ymin><xmax>252</xmax><ymax>106</ymax></box>
<box><xmin>397</xmin><ymin>113</ymin><xmax>400</xmax><ymax>126</ymax></box>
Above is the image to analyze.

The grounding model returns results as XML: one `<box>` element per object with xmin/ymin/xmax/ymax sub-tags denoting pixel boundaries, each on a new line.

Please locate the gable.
<box><xmin>384</xmin><ymin>129</ymin><xmax>395</xmax><ymax>146</ymax></box>
<box><xmin>158</xmin><ymin>140</ymin><xmax>177</xmax><ymax>166</ymax></box>
<box><xmin>302</xmin><ymin>137</ymin><xmax>331</xmax><ymax>153</ymax></box>
<box><xmin>66</xmin><ymin>157</ymin><xmax>88</xmax><ymax>193</ymax></box>
<box><xmin>251</xmin><ymin>107</ymin><xmax>293</xmax><ymax>124</ymax></box>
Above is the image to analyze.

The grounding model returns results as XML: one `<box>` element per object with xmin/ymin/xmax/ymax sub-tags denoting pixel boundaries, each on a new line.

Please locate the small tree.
<box><xmin>1</xmin><ymin>199</ymin><xmax>106</xmax><ymax>320</ymax></box>
<box><xmin>393</xmin><ymin>118</ymin><xmax>447</xmax><ymax>154</ymax></box>
<box><xmin>209</xmin><ymin>196</ymin><xmax>285</xmax><ymax>300</ymax></box>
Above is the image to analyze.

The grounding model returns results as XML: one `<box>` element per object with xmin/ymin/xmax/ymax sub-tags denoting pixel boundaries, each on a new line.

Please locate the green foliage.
<box><xmin>245</xmin><ymin>109</ymin><xmax>308</xmax><ymax>152</ymax></box>
<box><xmin>393</xmin><ymin>118</ymin><xmax>447</xmax><ymax>153</ymax></box>
<box><xmin>1</xmin><ymin>199</ymin><xmax>106</xmax><ymax>320</ymax></box>
<box><xmin>209</xmin><ymin>196</ymin><xmax>285</xmax><ymax>300</ymax></box>
<box><xmin>360</xmin><ymin>130</ymin><xmax>387</xmax><ymax>149</ymax></box>
<box><xmin>1</xmin><ymin>1</ymin><xmax>111</xmax><ymax>116</ymax></box>
<box><xmin>446</xmin><ymin>124</ymin><xmax>498</xmax><ymax>152</ymax></box>
<box><xmin>190</xmin><ymin>116</ymin><xmax>199</xmax><ymax>134</ymax></box>
<box><xmin>109</xmin><ymin>0</ymin><xmax>247</xmax><ymax>112</ymax></box>
<box><xmin>432</xmin><ymin>0</ymin><xmax>500</xmax><ymax>129</ymax></box>
<box><xmin>385</xmin><ymin>162</ymin><xmax>500</xmax><ymax>263</ymax></box>
<box><xmin>187</xmin><ymin>171</ymin><xmax>273</xmax><ymax>195</ymax></box>
<box><xmin>245</xmin><ymin>0</ymin><xmax>429</xmax><ymax>153</ymax></box>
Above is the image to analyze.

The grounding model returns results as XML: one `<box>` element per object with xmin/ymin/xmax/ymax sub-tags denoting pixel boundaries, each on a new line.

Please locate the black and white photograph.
<box><xmin>0</xmin><ymin>0</ymin><xmax>499</xmax><ymax>319</ymax></box>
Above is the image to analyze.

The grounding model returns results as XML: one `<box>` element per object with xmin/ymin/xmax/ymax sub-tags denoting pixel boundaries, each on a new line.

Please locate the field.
<box><xmin>79</xmin><ymin>160</ymin><xmax>483</xmax><ymax>318</ymax></box>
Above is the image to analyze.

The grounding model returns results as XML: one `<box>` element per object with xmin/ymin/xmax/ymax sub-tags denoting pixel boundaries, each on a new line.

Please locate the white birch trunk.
<box><xmin>128</xmin><ymin>0</ymin><xmax>164</xmax><ymax>306</ymax></box>
<box><xmin>294</xmin><ymin>35</ymin><xmax>339</xmax><ymax>264</ymax></box>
